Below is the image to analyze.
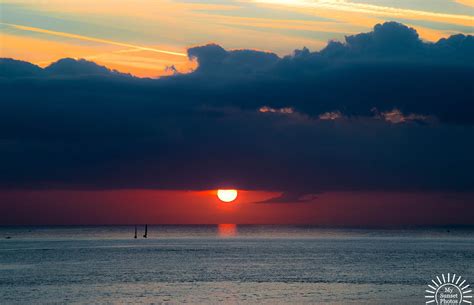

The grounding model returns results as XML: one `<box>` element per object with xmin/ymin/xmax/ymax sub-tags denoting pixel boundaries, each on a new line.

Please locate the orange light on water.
<box><xmin>218</xmin><ymin>224</ymin><xmax>237</xmax><ymax>237</ymax></box>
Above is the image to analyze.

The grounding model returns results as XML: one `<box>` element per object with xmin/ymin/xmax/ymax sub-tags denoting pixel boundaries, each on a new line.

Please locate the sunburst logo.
<box><xmin>425</xmin><ymin>273</ymin><xmax>472</xmax><ymax>304</ymax></box>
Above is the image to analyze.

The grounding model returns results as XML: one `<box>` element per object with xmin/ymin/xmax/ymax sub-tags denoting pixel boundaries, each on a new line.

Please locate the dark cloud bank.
<box><xmin>1</xmin><ymin>22</ymin><xmax>473</xmax><ymax>195</ymax></box>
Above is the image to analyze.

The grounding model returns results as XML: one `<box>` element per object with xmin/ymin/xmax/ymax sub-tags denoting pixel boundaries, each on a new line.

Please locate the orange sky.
<box><xmin>1</xmin><ymin>190</ymin><xmax>472</xmax><ymax>226</ymax></box>
<box><xmin>1</xmin><ymin>0</ymin><xmax>472</xmax><ymax>77</ymax></box>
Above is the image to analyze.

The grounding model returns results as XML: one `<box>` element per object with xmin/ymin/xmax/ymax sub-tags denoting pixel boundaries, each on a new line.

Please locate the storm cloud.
<box><xmin>0</xmin><ymin>22</ymin><xmax>473</xmax><ymax>193</ymax></box>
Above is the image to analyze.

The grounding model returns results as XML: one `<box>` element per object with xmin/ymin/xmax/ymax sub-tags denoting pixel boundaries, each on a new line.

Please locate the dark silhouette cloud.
<box><xmin>188</xmin><ymin>44</ymin><xmax>279</xmax><ymax>77</ymax></box>
<box><xmin>0</xmin><ymin>58</ymin><xmax>43</xmax><ymax>77</ymax></box>
<box><xmin>44</xmin><ymin>58</ymin><xmax>129</xmax><ymax>77</ymax></box>
<box><xmin>176</xmin><ymin>22</ymin><xmax>473</xmax><ymax>124</ymax></box>
<box><xmin>0</xmin><ymin>22</ymin><xmax>473</xmax><ymax>194</ymax></box>
<box><xmin>254</xmin><ymin>192</ymin><xmax>320</xmax><ymax>204</ymax></box>
<box><xmin>0</xmin><ymin>57</ymin><xmax>129</xmax><ymax>78</ymax></box>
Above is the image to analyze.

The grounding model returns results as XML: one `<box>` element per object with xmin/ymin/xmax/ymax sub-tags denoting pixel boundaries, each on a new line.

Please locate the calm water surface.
<box><xmin>0</xmin><ymin>225</ymin><xmax>473</xmax><ymax>304</ymax></box>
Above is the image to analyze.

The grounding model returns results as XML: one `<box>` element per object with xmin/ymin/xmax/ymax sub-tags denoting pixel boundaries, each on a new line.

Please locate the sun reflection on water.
<box><xmin>218</xmin><ymin>224</ymin><xmax>237</xmax><ymax>237</ymax></box>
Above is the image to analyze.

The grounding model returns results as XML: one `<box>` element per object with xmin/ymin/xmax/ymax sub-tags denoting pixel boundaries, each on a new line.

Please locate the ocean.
<box><xmin>0</xmin><ymin>225</ymin><xmax>473</xmax><ymax>304</ymax></box>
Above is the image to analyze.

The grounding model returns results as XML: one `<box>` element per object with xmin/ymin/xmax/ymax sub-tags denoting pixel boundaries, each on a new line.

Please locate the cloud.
<box><xmin>0</xmin><ymin>58</ymin><xmax>43</xmax><ymax>78</ymax></box>
<box><xmin>187</xmin><ymin>43</ymin><xmax>279</xmax><ymax>77</ymax></box>
<box><xmin>44</xmin><ymin>58</ymin><xmax>128</xmax><ymax>77</ymax></box>
<box><xmin>319</xmin><ymin>111</ymin><xmax>343</xmax><ymax>121</ymax></box>
<box><xmin>0</xmin><ymin>57</ymin><xmax>128</xmax><ymax>78</ymax></box>
<box><xmin>177</xmin><ymin>22</ymin><xmax>474</xmax><ymax>124</ymax></box>
<box><xmin>322</xmin><ymin>21</ymin><xmax>422</xmax><ymax>57</ymax></box>
<box><xmin>255</xmin><ymin>192</ymin><xmax>319</xmax><ymax>203</ymax></box>
<box><xmin>259</xmin><ymin>106</ymin><xmax>294</xmax><ymax>114</ymax></box>
<box><xmin>455</xmin><ymin>0</ymin><xmax>474</xmax><ymax>8</ymax></box>
<box><xmin>374</xmin><ymin>108</ymin><xmax>434</xmax><ymax>124</ymax></box>
<box><xmin>255</xmin><ymin>0</ymin><xmax>473</xmax><ymax>25</ymax></box>
<box><xmin>0</xmin><ymin>22</ymin><xmax>473</xmax><ymax>194</ymax></box>
<box><xmin>0</xmin><ymin>23</ymin><xmax>187</xmax><ymax>57</ymax></box>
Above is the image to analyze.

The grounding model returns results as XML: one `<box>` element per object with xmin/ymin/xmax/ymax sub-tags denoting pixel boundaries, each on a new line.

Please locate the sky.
<box><xmin>1</xmin><ymin>0</ymin><xmax>473</xmax><ymax>77</ymax></box>
<box><xmin>0</xmin><ymin>1</ymin><xmax>473</xmax><ymax>225</ymax></box>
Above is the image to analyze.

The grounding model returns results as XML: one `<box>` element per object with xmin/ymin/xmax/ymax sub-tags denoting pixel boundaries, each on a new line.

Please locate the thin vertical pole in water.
<box><xmin>143</xmin><ymin>224</ymin><xmax>148</xmax><ymax>238</ymax></box>
<box><xmin>134</xmin><ymin>225</ymin><xmax>137</xmax><ymax>239</ymax></box>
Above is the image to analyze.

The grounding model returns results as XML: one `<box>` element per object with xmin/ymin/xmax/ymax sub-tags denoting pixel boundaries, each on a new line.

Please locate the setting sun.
<box><xmin>217</xmin><ymin>189</ymin><xmax>238</xmax><ymax>202</ymax></box>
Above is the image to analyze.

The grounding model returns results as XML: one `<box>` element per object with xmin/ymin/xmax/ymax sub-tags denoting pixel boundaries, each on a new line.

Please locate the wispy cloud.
<box><xmin>1</xmin><ymin>23</ymin><xmax>187</xmax><ymax>57</ymax></box>
<box><xmin>254</xmin><ymin>0</ymin><xmax>473</xmax><ymax>25</ymax></box>
<box><xmin>455</xmin><ymin>0</ymin><xmax>474</xmax><ymax>8</ymax></box>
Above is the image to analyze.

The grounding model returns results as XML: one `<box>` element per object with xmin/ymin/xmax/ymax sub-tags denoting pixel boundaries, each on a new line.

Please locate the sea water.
<box><xmin>0</xmin><ymin>226</ymin><xmax>473</xmax><ymax>304</ymax></box>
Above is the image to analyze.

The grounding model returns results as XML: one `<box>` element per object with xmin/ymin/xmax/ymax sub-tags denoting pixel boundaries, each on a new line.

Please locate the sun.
<box><xmin>217</xmin><ymin>189</ymin><xmax>238</xmax><ymax>202</ymax></box>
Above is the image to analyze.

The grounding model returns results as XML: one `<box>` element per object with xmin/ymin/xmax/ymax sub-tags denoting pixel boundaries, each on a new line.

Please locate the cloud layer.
<box><xmin>1</xmin><ymin>22</ymin><xmax>473</xmax><ymax>193</ymax></box>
